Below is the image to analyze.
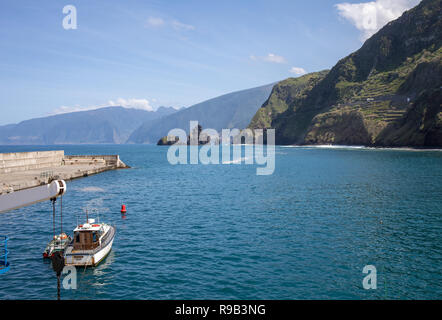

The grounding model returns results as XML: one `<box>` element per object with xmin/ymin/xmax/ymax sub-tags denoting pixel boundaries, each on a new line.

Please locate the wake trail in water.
<box><xmin>222</xmin><ymin>157</ymin><xmax>250</xmax><ymax>164</ymax></box>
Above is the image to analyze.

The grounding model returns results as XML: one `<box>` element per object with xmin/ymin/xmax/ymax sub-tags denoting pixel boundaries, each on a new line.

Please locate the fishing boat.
<box><xmin>42</xmin><ymin>233</ymin><xmax>72</xmax><ymax>258</ymax></box>
<box><xmin>64</xmin><ymin>218</ymin><xmax>115</xmax><ymax>267</ymax></box>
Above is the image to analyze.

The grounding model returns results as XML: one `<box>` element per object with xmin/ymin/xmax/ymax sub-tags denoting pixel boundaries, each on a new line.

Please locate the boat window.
<box><xmin>73</xmin><ymin>231</ymin><xmax>99</xmax><ymax>250</ymax></box>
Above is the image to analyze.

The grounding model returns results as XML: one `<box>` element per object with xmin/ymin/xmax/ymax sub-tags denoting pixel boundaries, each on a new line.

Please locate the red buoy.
<box><xmin>121</xmin><ymin>204</ymin><xmax>127</xmax><ymax>214</ymax></box>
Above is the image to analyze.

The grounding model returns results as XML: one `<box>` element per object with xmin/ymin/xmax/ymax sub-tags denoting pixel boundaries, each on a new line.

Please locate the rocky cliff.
<box><xmin>249</xmin><ymin>0</ymin><xmax>442</xmax><ymax>147</ymax></box>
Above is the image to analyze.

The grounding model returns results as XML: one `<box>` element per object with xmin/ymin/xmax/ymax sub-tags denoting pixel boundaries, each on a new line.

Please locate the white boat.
<box><xmin>64</xmin><ymin>218</ymin><xmax>115</xmax><ymax>267</ymax></box>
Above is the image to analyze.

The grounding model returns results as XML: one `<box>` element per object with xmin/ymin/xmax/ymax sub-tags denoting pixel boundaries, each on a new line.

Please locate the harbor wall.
<box><xmin>63</xmin><ymin>155</ymin><xmax>126</xmax><ymax>168</ymax></box>
<box><xmin>0</xmin><ymin>151</ymin><xmax>129</xmax><ymax>193</ymax></box>
<box><xmin>0</xmin><ymin>151</ymin><xmax>64</xmax><ymax>174</ymax></box>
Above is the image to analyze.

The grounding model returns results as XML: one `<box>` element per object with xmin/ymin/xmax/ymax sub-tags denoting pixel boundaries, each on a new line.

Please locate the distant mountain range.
<box><xmin>0</xmin><ymin>106</ymin><xmax>177</xmax><ymax>145</ymax></box>
<box><xmin>0</xmin><ymin>83</ymin><xmax>274</xmax><ymax>145</ymax></box>
<box><xmin>249</xmin><ymin>0</ymin><xmax>442</xmax><ymax>147</ymax></box>
<box><xmin>127</xmin><ymin>83</ymin><xmax>274</xmax><ymax>144</ymax></box>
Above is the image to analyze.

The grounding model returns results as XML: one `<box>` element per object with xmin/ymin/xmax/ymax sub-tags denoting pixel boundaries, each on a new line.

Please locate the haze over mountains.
<box><xmin>127</xmin><ymin>83</ymin><xmax>274</xmax><ymax>144</ymax></box>
<box><xmin>0</xmin><ymin>106</ymin><xmax>177</xmax><ymax>145</ymax></box>
<box><xmin>0</xmin><ymin>83</ymin><xmax>274</xmax><ymax>145</ymax></box>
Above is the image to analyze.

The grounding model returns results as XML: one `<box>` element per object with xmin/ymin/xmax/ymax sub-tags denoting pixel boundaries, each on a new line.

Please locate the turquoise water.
<box><xmin>0</xmin><ymin>145</ymin><xmax>441</xmax><ymax>299</ymax></box>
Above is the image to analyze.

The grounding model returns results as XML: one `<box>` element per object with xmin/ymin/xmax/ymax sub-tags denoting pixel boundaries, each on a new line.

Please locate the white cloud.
<box><xmin>52</xmin><ymin>98</ymin><xmax>155</xmax><ymax>115</ymax></box>
<box><xmin>53</xmin><ymin>105</ymin><xmax>98</xmax><ymax>114</ymax></box>
<box><xmin>263</xmin><ymin>53</ymin><xmax>287</xmax><ymax>64</ymax></box>
<box><xmin>172</xmin><ymin>20</ymin><xmax>196</xmax><ymax>31</ymax></box>
<box><xmin>108</xmin><ymin>98</ymin><xmax>154</xmax><ymax>111</ymax></box>
<box><xmin>146</xmin><ymin>17</ymin><xmax>165</xmax><ymax>27</ymax></box>
<box><xmin>145</xmin><ymin>17</ymin><xmax>195</xmax><ymax>31</ymax></box>
<box><xmin>336</xmin><ymin>0</ymin><xmax>421</xmax><ymax>40</ymax></box>
<box><xmin>289</xmin><ymin>67</ymin><xmax>307</xmax><ymax>76</ymax></box>
<box><xmin>250</xmin><ymin>53</ymin><xmax>287</xmax><ymax>64</ymax></box>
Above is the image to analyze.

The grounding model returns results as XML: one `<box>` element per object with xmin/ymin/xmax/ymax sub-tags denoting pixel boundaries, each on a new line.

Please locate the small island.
<box><xmin>157</xmin><ymin>124</ymin><xmax>212</xmax><ymax>146</ymax></box>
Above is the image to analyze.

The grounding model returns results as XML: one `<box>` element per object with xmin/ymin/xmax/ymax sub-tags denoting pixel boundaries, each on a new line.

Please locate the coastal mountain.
<box><xmin>127</xmin><ymin>83</ymin><xmax>274</xmax><ymax>144</ymax></box>
<box><xmin>249</xmin><ymin>0</ymin><xmax>442</xmax><ymax>147</ymax></box>
<box><xmin>0</xmin><ymin>106</ymin><xmax>177</xmax><ymax>145</ymax></box>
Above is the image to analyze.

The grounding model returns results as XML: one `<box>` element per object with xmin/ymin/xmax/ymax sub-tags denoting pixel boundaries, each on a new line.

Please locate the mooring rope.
<box><xmin>50</xmin><ymin>197</ymin><xmax>63</xmax><ymax>300</ymax></box>
<box><xmin>60</xmin><ymin>195</ymin><xmax>63</xmax><ymax>235</ymax></box>
<box><xmin>51</xmin><ymin>198</ymin><xmax>56</xmax><ymax>239</ymax></box>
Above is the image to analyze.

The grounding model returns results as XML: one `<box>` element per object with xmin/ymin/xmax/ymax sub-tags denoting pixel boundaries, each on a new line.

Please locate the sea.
<box><xmin>0</xmin><ymin>144</ymin><xmax>441</xmax><ymax>299</ymax></box>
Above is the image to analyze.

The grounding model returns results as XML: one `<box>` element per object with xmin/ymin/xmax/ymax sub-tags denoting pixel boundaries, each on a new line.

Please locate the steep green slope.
<box><xmin>249</xmin><ymin>0</ymin><xmax>442</xmax><ymax>147</ymax></box>
<box><xmin>249</xmin><ymin>71</ymin><xmax>329</xmax><ymax>128</ymax></box>
<box><xmin>127</xmin><ymin>83</ymin><xmax>274</xmax><ymax>144</ymax></box>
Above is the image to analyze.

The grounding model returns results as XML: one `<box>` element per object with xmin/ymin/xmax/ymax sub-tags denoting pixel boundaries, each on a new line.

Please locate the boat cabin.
<box><xmin>73</xmin><ymin>219</ymin><xmax>103</xmax><ymax>251</ymax></box>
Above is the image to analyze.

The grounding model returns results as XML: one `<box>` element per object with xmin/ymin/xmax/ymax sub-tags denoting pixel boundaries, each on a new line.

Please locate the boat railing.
<box><xmin>0</xmin><ymin>235</ymin><xmax>10</xmax><ymax>274</ymax></box>
<box><xmin>99</xmin><ymin>226</ymin><xmax>115</xmax><ymax>248</ymax></box>
<box><xmin>100</xmin><ymin>230</ymin><xmax>110</xmax><ymax>246</ymax></box>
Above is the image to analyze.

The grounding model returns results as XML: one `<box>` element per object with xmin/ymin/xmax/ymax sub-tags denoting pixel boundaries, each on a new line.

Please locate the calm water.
<box><xmin>0</xmin><ymin>145</ymin><xmax>441</xmax><ymax>300</ymax></box>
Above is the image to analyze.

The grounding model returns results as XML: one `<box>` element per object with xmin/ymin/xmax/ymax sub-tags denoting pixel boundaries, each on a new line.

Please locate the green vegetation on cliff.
<box><xmin>249</xmin><ymin>0</ymin><xmax>442</xmax><ymax>147</ymax></box>
<box><xmin>249</xmin><ymin>71</ymin><xmax>329</xmax><ymax>129</ymax></box>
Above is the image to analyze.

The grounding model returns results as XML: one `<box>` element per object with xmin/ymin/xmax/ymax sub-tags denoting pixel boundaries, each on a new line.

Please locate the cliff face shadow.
<box><xmin>375</xmin><ymin>89</ymin><xmax>442</xmax><ymax>147</ymax></box>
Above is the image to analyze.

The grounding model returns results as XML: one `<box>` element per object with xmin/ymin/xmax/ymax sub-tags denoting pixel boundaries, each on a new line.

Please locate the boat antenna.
<box><xmin>86</xmin><ymin>208</ymin><xmax>89</xmax><ymax>223</ymax></box>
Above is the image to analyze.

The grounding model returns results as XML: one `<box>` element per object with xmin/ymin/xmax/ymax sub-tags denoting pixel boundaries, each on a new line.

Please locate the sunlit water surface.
<box><xmin>0</xmin><ymin>145</ymin><xmax>441</xmax><ymax>299</ymax></box>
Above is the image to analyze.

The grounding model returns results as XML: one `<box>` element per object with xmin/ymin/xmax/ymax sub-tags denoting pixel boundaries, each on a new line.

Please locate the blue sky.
<box><xmin>0</xmin><ymin>0</ymin><xmax>420</xmax><ymax>125</ymax></box>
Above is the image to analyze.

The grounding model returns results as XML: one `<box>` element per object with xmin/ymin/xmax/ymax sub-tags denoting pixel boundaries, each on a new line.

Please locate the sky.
<box><xmin>0</xmin><ymin>0</ymin><xmax>421</xmax><ymax>125</ymax></box>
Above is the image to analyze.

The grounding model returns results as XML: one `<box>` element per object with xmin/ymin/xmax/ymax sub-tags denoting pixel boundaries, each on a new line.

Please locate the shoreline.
<box><xmin>280</xmin><ymin>144</ymin><xmax>442</xmax><ymax>152</ymax></box>
<box><xmin>0</xmin><ymin>143</ymin><xmax>441</xmax><ymax>152</ymax></box>
<box><xmin>226</xmin><ymin>143</ymin><xmax>442</xmax><ymax>151</ymax></box>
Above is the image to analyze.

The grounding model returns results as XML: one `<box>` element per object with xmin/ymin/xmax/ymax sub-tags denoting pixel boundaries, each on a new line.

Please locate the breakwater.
<box><xmin>0</xmin><ymin>151</ymin><xmax>129</xmax><ymax>193</ymax></box>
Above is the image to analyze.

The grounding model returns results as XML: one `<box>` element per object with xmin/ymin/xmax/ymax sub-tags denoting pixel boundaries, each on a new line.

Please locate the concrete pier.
<box><xmin>0</xmin><ymin>151</ymin><xmax>129</xmax><ymax>194</ymax></box>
